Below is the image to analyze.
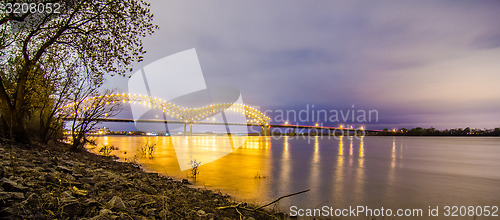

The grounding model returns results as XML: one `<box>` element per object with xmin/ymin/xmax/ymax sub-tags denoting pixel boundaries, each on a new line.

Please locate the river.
<box><xmin>92</xmin><ymin>135</ymin><xmax>500</xmax><ymax>219</ymax></box>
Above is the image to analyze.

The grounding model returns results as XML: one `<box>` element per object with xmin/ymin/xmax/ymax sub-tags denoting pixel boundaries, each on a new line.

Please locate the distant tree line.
<box><xmin>379</xmin><ymin>127</ymin><xmax>500</xmax><ymax>136</ymax></box>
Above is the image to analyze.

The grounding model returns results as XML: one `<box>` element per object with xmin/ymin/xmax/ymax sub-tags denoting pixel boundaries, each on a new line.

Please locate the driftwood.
<box><xmin>217</xmin><ymin>189</ymin><xmax>310</xmax><ymax>219</ymax></box>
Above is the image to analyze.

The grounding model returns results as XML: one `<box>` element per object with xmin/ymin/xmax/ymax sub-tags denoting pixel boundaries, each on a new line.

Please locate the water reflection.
<box><xmin>103</xmin><ymin>136</ymin><xmax>109</xmax><ymax>145</ymax></box>
<box><xmin>91</xmin><ymin>135</ymin><xmax>500</xmax><ymax>214</ymax></box>
<box><xmin>310</xmin><ymin>137</ymin><xmax>320</xmax><ymax>199</ymax></box>
<box><xmin>387</xmin><ymin>137</ymin><xmax>397</xmax><ymax>203</ymax></box>
<box><xmin>349</xmin><ymin>137</ymin><xmax>353</xmax><ymax>156</ymax></box>
<box><xmin>313</xmin><ymin>136</ymin><xmax>319</xmax><ymax>162</ymax></box>
<box><xmin>355</xmin><ymin>136</ymin><xmax>365</xmax><ymax>203</ymax></box>
<box><xmin>399</xmin><ymin>139</ymin><xmax>404</xmax><ymax>166</ymax></box>
<box><xmin>338</xmin><ymin>136</ymin><xmax>344</xmax><ymax>156</ymax></box>
<box><xmin>90</xmin><ymin>136</ymin><xmax>273</xmax><ymax>200</ymax></box>
<box><xmin>349</xmin><ymin>137</ymin><xmax>354</xmax><ymax>167</ymax></box>
<box><xmin>283</xmin><ymin>136</ymin><xmax>289</xmax><ymax>151</ymax></box>
<box><xmin>334</xmin><ymin>136</ymin><xmax>344</xmax><ymax>201</ymax></box>
<box><xmin>392</xmin><ymin>137</ymin><xmax>396</xmax><ymax>166</ymax></box>
<box><xmin>279</xmin><ymin>136</ymin><xmax>291</xmax><ymax>196</ymax></box>
<box><xmin>359</xmin><ymin>136</ymin><xmax>364</xmax><ymax>167</ymax></box>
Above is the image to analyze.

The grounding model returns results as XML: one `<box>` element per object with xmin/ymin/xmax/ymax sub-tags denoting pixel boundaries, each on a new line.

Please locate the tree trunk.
<box><xmin>0</xmin><ymin>115</ymin><xmax>8</xmax><ymax>138</ymax></box>
<box><xmin>10</xmin><ymin>111</ymin><xmax>29</xmax><ymax>143</ymax></box>
<box><xmin>0</xmin><ymin>65</ymin><xmax>31</xmax><ymax>143</ymax></box>
<box><xmin>39</xmin><ymin>117</ymin><xmax>51</xmax><ymax>144</ymax></box>
<box><xmin>0</xmin><ymin>106</ymin><xmax>29</xmax><ymax>143</ymax></box>
<box><xmin>72</xmin><ymin>132</ymin><xmax>85</xmax><ymax>150</ymax></box>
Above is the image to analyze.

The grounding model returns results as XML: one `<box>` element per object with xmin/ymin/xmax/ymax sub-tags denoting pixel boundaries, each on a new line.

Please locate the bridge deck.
<box><xmin>62</xmin><ymin>118</ymin><xmax>378</xmax><ymax>132</ymax></box>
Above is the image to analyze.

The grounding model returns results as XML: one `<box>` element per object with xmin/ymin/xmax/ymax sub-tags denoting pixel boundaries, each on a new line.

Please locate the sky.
<box><xmin>106</xmin><ymin>0</ymin><xmax>500</xmax><ymax>130</ymax></box>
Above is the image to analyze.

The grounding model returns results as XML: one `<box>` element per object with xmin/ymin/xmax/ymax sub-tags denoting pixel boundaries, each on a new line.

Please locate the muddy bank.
<box><xmin>0</xmin><ymin>140</ymin><xmax>282</xmax><ymax>219</ymax></box>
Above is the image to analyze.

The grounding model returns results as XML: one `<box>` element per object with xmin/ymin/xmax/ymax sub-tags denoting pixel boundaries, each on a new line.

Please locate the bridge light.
<box><xmin>340</xmin><ymin>125</ymin><xmax>343</xmax><ymax>129</ymax></box>
<box><xmin>315</xmin><ymin>123</ymin><xmax>319</xmax><ymax>127</ymax></box>
<box><xmin>360</xmin><ymin>126</ymin><xmax>364</xmax><ymax>130</ymax></box>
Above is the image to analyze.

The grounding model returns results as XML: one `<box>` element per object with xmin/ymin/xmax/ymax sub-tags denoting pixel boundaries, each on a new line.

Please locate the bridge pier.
<box><xmin>261</xmin><ymin>125</ymin><xmax>271</xmax><ymax>136</ymax></box>
<box><xmin>183</xmin><ymin>123</ymin><xmax>193</xmax><ymax>136</ymax></box>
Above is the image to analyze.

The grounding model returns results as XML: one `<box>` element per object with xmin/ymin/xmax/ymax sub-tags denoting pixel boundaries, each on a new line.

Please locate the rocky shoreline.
<box><xmin>0</xmin><ymin>140</ymin><xmax>281</xmax><ymax>219</ymax></box>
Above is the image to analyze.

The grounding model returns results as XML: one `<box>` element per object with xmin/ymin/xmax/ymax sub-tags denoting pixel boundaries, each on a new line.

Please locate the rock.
<box><xmin>62</xmin><ymin>172</ymin><xmax>76</xmax><ymax>181</ymax></box>
<box><xmin>61</xmin><ymin>190</ymin><xmax>73</xmax><ymax>198</ymax></box>
<box><xmin>61</xmin><ymin>201</ymin><xmax>82</xmax><ymax>217</ymax></box>
<box><xmin>107</xmin><ymin>173</ymin><xmax>122</xmax><ymax>181</ymax></box>
<box><xmin>106</xmin><ymin>196</ymin><xmax>129</xmax><ymax>211</ymax></box>
<box><xmin>60</xmin><ymin>190</ymin><xmax>77</xmax><ymax>203</ymax></box>
<box><xmin>62</xmin><ymin>160</ymin><xmax>76</xmax><ymax>167</ymax></box>
<box><xmin>181</xmin><ymin>179</ymin><xmax>190</xmax><ymax>184</ymax></box>
<box><xmin>89</xmin><ymin>208</ymin><xmax>113</xmax><ymax>220</ymax></box>
<box><xmin>16</xmin><ymin>166</ymin><xmax>31</xmax><ymax>172</ymax></box>
<box><xmin>82</xmin><ymin>176</ymin><xmax>97</xmax><ymax>184</ymax></box>
<box><xmin>128</xmin><ymin>200</ymin><xmax>138</xmax><ymax>208</ymax></box>
<box><xmin>206</xmin><ymin>213</ymin><xmax>215</xmax><ymax>219</ymax></box>
<box><xmin>158</xmin><ymin>209</ymin><xmax>169</xmax><ymax>218</ymax></box>
<box><xmin>20</xmin><ymin>193</ymin><xmax>41</xmax><ymax>210</ymax></box>
<box><xmin>118</xmin><ymin>213</ymin><xmax>129</xmax><ymax>219</ymax></box>
<box><xmin>141</xmin><ymin>208</ymin><xmax>156</xmax><ymax>216</ymax></box>
<box><xmin>95</xmin><ymin>181</ymin><xmax>106</xmax><ymax>188</ymax></box>
<box><xmin>99</xmin><ymin>208</ymin><xmax>113</xmax><ymax>215</ymax></box>
<box><xmin>44</xmin><ymin>173</ymin><xmax>58</xmax><ymax>183</ymax></box>
<box><xmin>132</xmin><ymin>216</ymin><xmax>149</xmax><ymax>220</ymax></box>
<box><xmin>1</xmin><ymin>178</ymin><xmax>28</xmax><ymax>192</ymax></box>
<box><xmin>0</xmin><ymin>191</ymin><xmax>25</xmax><ymax>200</ymax></box>
<box><xmin>56</xmin><ymin>165</ymin><xmax>73</xmax><ymax>173</ymax></box>
<box><xmin>197</xmin><ymin>209</ymin><xmax>206</xmax><ymax>216</ymax></box>
<box><xmin>0</xmin><ymin>207</ymin><xmax>21</xmax><ymax>218</ymax></box>
<box><xmin>112</xmin><ymin>184</ymin><xmax>123</xmax><ymax>191</ymax></box>
<box><xmin>141</xmin><ymin>184</ymin><xmax>157</xmax><ymax>194</ymax></box>
<box><xmin>83</xmin><ymin>198</ymin><xmax>99</xmax><ymax>207</ymax></box>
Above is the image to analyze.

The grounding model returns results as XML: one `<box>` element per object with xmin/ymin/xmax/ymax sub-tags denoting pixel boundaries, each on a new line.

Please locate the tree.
<box><xmin>0</xmin><ymin>0</ymin><xmax>156</xmax><ymax>142</ymax></box>
<box><xmin>464</xmin><ymin>127</ymin><xmax>471</xmax><ymax>135</ymax></box>
<box><xmin>494</xmin><ymin>128</ymin><xmax>500</xmax><ymax>136</ymax></box>
<box><xmin>19</xmin><ymin>51</ymin><xmax>82</xmax><ymax>143</ymax></box>
<box><xmin>61</xmin><ymin>76</ymin><xmax>121</xmax><ymax>149</ymax></box>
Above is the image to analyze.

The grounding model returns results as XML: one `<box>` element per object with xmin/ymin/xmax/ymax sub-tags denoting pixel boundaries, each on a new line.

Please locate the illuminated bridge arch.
<box><xmin>62</xmin><ymin>93</ymin><xmax>271</xmax><ymax>125</ymax></box>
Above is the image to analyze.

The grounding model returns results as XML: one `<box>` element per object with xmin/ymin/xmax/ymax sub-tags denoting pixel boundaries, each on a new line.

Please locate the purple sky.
<box><xmin>106</xmin><ymin>0</ymin><xmax>500</xmax><ymax>130</ymax></box>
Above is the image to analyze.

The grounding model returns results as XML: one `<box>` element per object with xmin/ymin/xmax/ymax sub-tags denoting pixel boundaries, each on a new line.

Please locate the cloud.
<box><xmin>106</xmin><ymin>0</ymin><xmax>500</xmax><ymax>129</ymax></box>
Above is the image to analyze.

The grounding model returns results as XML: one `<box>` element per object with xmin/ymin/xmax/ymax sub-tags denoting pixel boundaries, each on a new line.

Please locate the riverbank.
<box><xmin>0</xmin><ymin>139</ymin><xmax>281</xmax><ymax>219</ymax></box>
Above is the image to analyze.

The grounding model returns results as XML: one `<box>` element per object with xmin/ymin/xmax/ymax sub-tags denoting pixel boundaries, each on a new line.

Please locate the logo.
<box><xmin>128</xmin><ymin>49</ymin><xmax>249</xmax><ymax>170</ymax></box>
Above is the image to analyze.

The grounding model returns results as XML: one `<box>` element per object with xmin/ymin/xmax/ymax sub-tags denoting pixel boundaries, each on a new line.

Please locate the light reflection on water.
<box><xmin>92</xmin><ymin>136</ymin><xmax>500</xmax><ymax>215</ymax></box>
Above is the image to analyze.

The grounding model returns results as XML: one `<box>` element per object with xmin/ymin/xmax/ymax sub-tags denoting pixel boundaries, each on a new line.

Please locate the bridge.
<box><xmin>61</xmin><ymin>93</ymin><xmax>375</xmax><ymax>135</ymax></box>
